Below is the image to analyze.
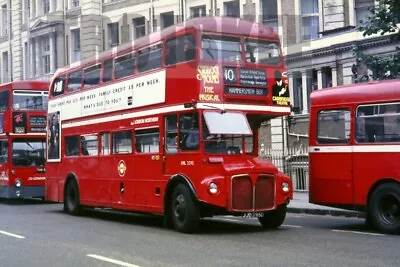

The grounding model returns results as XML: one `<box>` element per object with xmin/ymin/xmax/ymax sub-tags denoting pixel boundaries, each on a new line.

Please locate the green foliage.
<box><xmin>353</xmin><ymin>0</ymin><xmax>400</xmax><ymax>82</ymax></box>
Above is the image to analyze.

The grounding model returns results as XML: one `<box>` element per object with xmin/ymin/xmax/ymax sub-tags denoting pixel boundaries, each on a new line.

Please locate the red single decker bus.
<box><xmin>45</xmin><ymin>17</ymin><xmax>293</xmax><ymax>233</ymax></box>
<box><xmin>0</xmin><ymin>81</ymin><xmax>49</xmax><ymax>199</ymax></box>
<box><xmin>309</xmin><ymin>79</ymin><xmax>400</xmax><ymax>234</ymax></box>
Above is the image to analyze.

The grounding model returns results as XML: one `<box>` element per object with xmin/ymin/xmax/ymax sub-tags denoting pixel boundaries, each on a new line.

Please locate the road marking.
<box><xmin>0</xmin><ymin>230</ymin><xmax>25</xmax><ymax>239</ymax></box>
<box><xmin>87</xmin><ymin>254</ymin><xmax>141</xmax><ymax>267</ymax></box>
<box><xmin>282</xmin><ymin>224</ymin><xmax>302</xmax><ymax>228</ymax></box>
<box><xmin>332</xmin><ymin>229</ymin><xmax>385</xmax><ymax>236</ymax></box>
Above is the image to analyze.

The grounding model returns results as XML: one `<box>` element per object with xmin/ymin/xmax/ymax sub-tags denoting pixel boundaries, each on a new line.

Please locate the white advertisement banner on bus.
<box><xmin>48</xmin><ymin>70</ymin><xmax>166</xmax><ymax>121</ymax></box>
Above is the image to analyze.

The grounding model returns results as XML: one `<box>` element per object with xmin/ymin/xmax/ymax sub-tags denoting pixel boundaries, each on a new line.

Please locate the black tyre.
<box><xmin>258</xmin><ymin>204</ymin><xmax>287</xmax><ymax>229</ymax></box>
<box><xmin>64</xmin><ymin>179</ymin><xmax>82</xmax><ymax>216</ymax></box>
<box><xmin>170</xmin><ymin>184</ymin><xmax>199</xmax><ymax>233</ymax></box>
<box><xmin>369</xmin><ymin>183</ymin><xmax>400</xmax><ymax>234</ymax></box>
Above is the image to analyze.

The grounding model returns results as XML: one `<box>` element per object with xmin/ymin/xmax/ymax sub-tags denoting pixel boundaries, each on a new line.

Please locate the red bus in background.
<box><xmin>0</xmin><ymin>81</ymin><xmax>49</xmax><ymax>199</ymax></box>
<box><xmin>309</xmin><ymin>79</ymin><xmax>400</xmax><ymax>234</ymax></box>
<box><xmin>45</xmin><ymin>17</ymin><xmax>293</xmax><ymax>233</ymax></box>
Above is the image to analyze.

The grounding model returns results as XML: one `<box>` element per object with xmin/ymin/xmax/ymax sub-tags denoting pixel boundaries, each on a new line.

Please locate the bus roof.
<box><xmin>310</xmin><ymin>79</ymin><xmax>400</xmax><ymax>107</ymax></box>
<box><xmin>63</xmin><ymin>16</ymin><xmax>279</xmax><ymax>72</ymax></box>
<box><xmin>0</xmin><ymin>80</ymin><xmax>49</xmax><ymax>91</ymax></box>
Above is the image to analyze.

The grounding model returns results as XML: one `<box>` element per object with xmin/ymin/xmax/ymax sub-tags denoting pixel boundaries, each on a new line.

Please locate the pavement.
<box><xmin>288</xmin><ymin>191</ymin><xmax>365</xmax><ymax>218</ymax></box>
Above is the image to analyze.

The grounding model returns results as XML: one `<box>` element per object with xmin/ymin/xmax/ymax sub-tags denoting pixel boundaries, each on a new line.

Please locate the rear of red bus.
<box><xmin>0</xmin><ymin>82</ymin><xmax>48</xmax><ymax>199</ymax></box>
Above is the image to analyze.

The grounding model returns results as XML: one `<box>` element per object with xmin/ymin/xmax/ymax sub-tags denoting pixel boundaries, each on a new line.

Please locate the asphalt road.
<box><xmin>0</xmin><ymin>199</ymin><xmax>399</xmax><ymax>267</ymax></box>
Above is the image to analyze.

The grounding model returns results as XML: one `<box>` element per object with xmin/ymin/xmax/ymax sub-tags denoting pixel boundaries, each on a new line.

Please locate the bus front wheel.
<box><xmin>64</xmin><ymin>179</ymin><xmax>82</xmax><ymax>216</ymax></box>
<box><xmin>258</xmin><ymin>204</ymin><xmax>287</xmax><ymax>229</ymax></box>
<box><xmin>369</xmin><ymin>182</ymin><xmax>400</xmax><ymax>234</ymax></box>
<box><xmin>170</xmin><ymin>184</ymin><xmax>200</xmax><ymax>233</ymax></box>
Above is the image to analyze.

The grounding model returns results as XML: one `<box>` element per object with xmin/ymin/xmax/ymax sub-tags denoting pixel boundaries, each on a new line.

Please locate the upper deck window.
<box><xmin>166</xmin><ymin>34</ymin><xmax>196</xmax><ymax>65</ymax></box>
<box><xmin>12</xmin><ymin>90</ymin><xmax>48</xmax><ymax>111</ymax></box>
<box><xmin>67</xmin><ymin>70</ymin><xmax>83</xmax><ymax>92</ymax></box>
<box><xmin>245</xmin><ymin>39</ymin><xmax>281</xmax><ymax>65</ymax></box>
<box><xmin>52</xmin><ymin>76</ymin><xmax>66</xmax><ymax>97</ymax></box>
<box><xmin>138</xmin><ymin>44</ymin><xmax>162</xmax><ymax>73</ymax></box>
<box><xmin>114</xmin><ymin>53</ymin><xmax>135</xmax><ymax>80</ymax></box>
<box><xmin>0</xmin><ymin>91</ymin><xmax>9</xmax><ymax>111</ymax></box>
<box><xmin>201</xmin><ymin>35</ymin><xmax>241</xmax><ymax>62</ymax></box>
<box><xmin>84</xmin><ymin>64</ymin><xmax>101</xmax><ymax>89</ymax></box>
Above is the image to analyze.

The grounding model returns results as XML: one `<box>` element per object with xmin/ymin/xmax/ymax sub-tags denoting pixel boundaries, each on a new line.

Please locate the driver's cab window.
<box><xmin>0</xmin><ymin>140</ymin><xmax>8</xmax><ymax>163</ymax></box>
<box><xmin>179</xmin><ymin>113</ymin><xmax>199</xmax><ymax>151</ymax></box>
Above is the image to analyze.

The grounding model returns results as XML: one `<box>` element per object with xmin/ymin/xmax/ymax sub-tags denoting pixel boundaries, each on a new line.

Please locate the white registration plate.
<box><xmin>242</xmin><ymin>212</ymin><xmax>264</xmax><ymax>218</ymax></box>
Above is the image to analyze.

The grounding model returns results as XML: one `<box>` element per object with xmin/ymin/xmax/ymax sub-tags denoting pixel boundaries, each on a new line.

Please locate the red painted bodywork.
<box><xmin>0</xmin><ymin>81</ymin><xmax>49</xmax><ymax>196</ymax></box>
<box><xmin>45</xmin><ymin>17</ymin><xmax>293</xmax><ymax>215</ymax></box>
<box><xmin>309</xmin><ymin>79</ymin><xmax>400</xmax><ymax>210</ymax></box>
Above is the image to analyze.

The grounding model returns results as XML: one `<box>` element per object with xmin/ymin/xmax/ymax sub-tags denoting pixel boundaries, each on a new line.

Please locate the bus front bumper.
<box><xmin>0</xmin><ymin>185</ymin><xmax>44</xmax><ymax>199</ymax></box>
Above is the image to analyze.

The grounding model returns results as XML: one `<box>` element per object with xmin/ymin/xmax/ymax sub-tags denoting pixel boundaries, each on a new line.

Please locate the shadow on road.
<box><xmin>54</xmin><ymin>207</ymin><xmax>284</xmax><ymax>235</ymax></box>
<box><xmin>0</xmin><ymin>198</ymin><xmax>54</xmax><ymax>205</ymax></box>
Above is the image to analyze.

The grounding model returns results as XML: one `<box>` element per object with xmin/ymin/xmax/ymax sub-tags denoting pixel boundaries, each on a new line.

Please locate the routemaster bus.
<box><xmin>0</xmin><ymin>81</ymin><xmax>49</xmax><ymax>199</ymax></box>
<box><xmin>309</xmin><ymin>79</ymin><xmax>400</xmax><ymax>234</ymax></box>
<box><xmin>45</xmin><ymin>16</ymin><xmax>293</xmax><ymax>233</ymax></box>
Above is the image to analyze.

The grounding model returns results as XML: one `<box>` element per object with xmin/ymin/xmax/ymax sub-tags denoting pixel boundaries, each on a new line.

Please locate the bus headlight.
<box><xmin>282</xmin><ymin>182</ymin><xmax>290</xmax><ymax>193</ymax></box>
<box><xmin>209</xmin><ymin>183</ymin><xmax>218</xmax><ymax>194</ymax></box>
<box><xmin>15</xmin><ymin>179</ymin><xmax>22</xmax><ymax>188</ymax></box>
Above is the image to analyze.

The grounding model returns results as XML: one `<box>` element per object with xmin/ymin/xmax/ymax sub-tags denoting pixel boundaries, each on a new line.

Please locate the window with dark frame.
<box><xmin>113</xmin><ymin>131</ymin><xmax>132</xmax><ymax>154</ymax></box>
<box><xmin>67</xmin><ymin>70</ymin><xmax>82</xmax><ymax>91</ymax></box>
<box><xmin>81</xmin><ymin>135</ymin><xmax>98</xmax><ymax>156</ymax></box>
<box><xmin>84</xmin><ymin>65</ymin><xmax>101</xmax><ymax>89</ymax></box>
<box><xmin>101</xmin><ymin>132</ymin><xmax>111</xmax><ymax>155</ymax></box>
<box><xmin>103</xmin><ymin>60</ymin><xmax>113</xmax><ymax>83</ymax></box>
<box><xmin>166</xmin><ymin>34</ymin><xmax>196</xmax><ymax>66</ymax></box>
<box><xmin>65</xmin><ymin>136</ymin><xmax>80</xmax><ymax>156</ymax></box>
<box><xmin>317</xmin><ymin>109</ymin><xmax>351</xmax><ymax>144</ymax></box>
<box><xmin>138</xmin><ymin>44</ymin><xmax>162</xmax><ymax>73</ymax></box>
<box><xmin>135</xmin><ymin>128</ymin><xmax>160</xmax><ymax>153</ymax></box>
<box><xmin>114</xmin><ymin>53</ymin><xmax>135</xmax><ymax>80</ymax></box>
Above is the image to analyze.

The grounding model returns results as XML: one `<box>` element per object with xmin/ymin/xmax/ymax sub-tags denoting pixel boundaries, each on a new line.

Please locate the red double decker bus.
<box><xmin>309</xmin><ymin>79</ymin><xmax>400</xmax><ymax>234</ymax></box>
<box><xmin>45</xmin><ymin>17</ymin><xmax>293</xmax><ymax>233</ymax></box>
<box><xmin>0</xmin><ymin>81</ymin><xmax>49</xmax><ymax>199</ymax></box>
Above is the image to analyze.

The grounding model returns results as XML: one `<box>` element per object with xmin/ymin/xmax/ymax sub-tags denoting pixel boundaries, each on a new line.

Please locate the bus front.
<box><xmin>181</xmin><ymin>25</ymin><xmax>292</xmax><ymax>227</ymax></box>
<box><xmin>0</xmin><ymin>84</ymin><xmax>48</xmax><ymax>199</ymax></box>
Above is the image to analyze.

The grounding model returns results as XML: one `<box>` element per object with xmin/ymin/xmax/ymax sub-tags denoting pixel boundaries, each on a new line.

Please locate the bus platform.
<box><xmin>287</xmin><ymin>191</ymin><xmax>365</xmax><ymax>218</ymax></box>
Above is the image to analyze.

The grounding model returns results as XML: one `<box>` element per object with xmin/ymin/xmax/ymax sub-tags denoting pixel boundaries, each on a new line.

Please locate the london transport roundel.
<box><xmin>118</xmin><ymin>160</ymin><xmax>127</xmax><ymax>177</ymax></box>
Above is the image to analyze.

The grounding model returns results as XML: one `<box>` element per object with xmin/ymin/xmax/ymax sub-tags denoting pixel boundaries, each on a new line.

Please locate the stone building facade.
<box><xmin>1</xmin><ymin>0</ymin><xmax>398</xmax><ymax>151</ymax></box>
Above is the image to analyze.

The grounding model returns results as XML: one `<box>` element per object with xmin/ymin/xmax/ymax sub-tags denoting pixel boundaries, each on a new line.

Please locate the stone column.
<box><xmin>50</xmin><ymin>33</ymin><xmax>56</xmax><ymax>73</ymax></box>
<box><xmin>35</xmin><ymin>37</ymin><xmax>41</xmax><ymax>77</ymax></box>
<box><xmin>317</xmin><ymin>68</ymin><xmax>323</xmax><ymax>89</ymax></box>
<box><xmin>301</xmin><ymin>70</ymin><xmax>308</xmax><ymax>114</ymax></box>
<box><xmin>30</xmin><ymin>39</ymin><xmax>35</xmax><ymax>78</ymax></box>
<box><xmin>35</xmin><ymin>0</ymin><xmax>41</xmax><ymax>17</ymax></box>
<box><xmin>288</xmin><ymin>72</ymin><xmax>295</xmax><ymax>108</ymax></box>
<box><xmin>331</xmin><ymin>66</ymin><xmax>337</xmax><ymax>87</ymax></box>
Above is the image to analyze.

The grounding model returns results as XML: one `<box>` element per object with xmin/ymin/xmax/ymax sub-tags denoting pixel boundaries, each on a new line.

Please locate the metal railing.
<box><xmin>260</xmin><ymin>147</ymin><xmax>309</xmax><ymax>192</ymax></box>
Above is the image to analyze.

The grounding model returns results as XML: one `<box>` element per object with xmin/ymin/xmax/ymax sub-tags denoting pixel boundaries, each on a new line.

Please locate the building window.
<box><xmin>301</xmin><ymin>0</ymin><xmax>319</xmax><ymax>41</ymax></box>
<box><xmin>224</xmin><ymin>0</ymin><xmax>240</xmax><ymax>18</ymax></box>
<box><xmin>355</xmin><ymin>0</ymin><xmax>375</xmax><ymax>27</ymax></box>
<box><xmin>317</xmin><ymin>109</ymin><xmax>351</xmax><ymax>144</ymax></box>
<box><xmin>356</xmin><ymin>103</ymin><xmax>400</xmax><ymax>143</ymax></box>
<box><xmin>161</xmin><ymin>11</ymin><xmax>175</xmax><ymax>29</ymax></box>
<box><xmin>2</xmin><ymin>5</ymin><xmax>7</xmax><ymax>36</ymax></box>
<box><xmin>72</xmin><ymin>0</ymin><xmax>80</xmax><ymax>8</ymax></box>
<box><xmin>44</xmin><ymin>0</ymin><xmax>50</xmax><ymax>14</ymax></box>
<box><xmin>71</xmin><ymin>29</ymin><xmax>80</xmax><ymax>62</ymax></box>
<box><xmin>133</xmin><ymin>17</ymin><xmax>146</xmax><ymax>39</ymax></box>
<box><xmin>190</xmin><ymin>5</ymin><xmax>206</xmax><ymax>18</ymax></box>
<box><xmin>261</xmin><ymin>0</ymin><xmax>278</xmax><ymax>32</ymax></box>
<box><xmin>108</xmin><ymin>23</ymin><xmax>119</xmax><ymax>47</ymax></box>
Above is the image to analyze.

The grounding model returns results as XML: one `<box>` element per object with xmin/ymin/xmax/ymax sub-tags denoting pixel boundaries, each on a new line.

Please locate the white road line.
<box><xmin>282</xmin><ymin>224</ymin><xmax>302</xmax><ymax>228</ymax></box>
<box><xmin>332</xmin><ymin>229</ymin><xmax>385</xmax><ymax>236</ymax></box>
<box><xmin>87</xmin><ymin>254</ymin><xmax>142</xmax><ymax>267</ymax></box>
<box><xmin>0</xmin><ymin>230</ymin><xmax>25</xmax><ymax>239</ymax></box>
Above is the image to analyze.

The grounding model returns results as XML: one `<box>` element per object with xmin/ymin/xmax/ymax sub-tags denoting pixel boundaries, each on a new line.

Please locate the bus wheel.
<box><xmin>64</xmin><ymin>179</ymin><xmax>81</xmax><ymax>216</ymax></box>
<box><xmin>258</xmin><ymin>204</ymin><xmax>287</xmax><ymax>229</ymax></box>
<box><xmin>170</xmin><ymin>184</ymin><xmax>199</xmax><ymax>233</ymax></box>
<box><xmin>369</xmin><ymin>183</ymin><xmax>400</xmax><ymax>234</ymax></box>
